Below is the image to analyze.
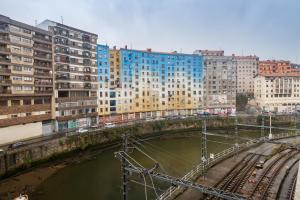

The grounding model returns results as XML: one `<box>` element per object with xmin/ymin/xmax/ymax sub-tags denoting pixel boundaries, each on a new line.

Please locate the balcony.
<box><xmin>0</xmin><ymin>47</ymin><xmax>10</xmax><ymax>54</ymax></box>
<box><xmin>34</xmin><ymin>62</ymin><xmax>52</xmax><ymax>70</ymax></box>
<box><xmin>34</xmin><ymin>53</ymin><xmax>52</xmax><ymax>61</ymax></box>
<box><xmin>0</xmin><ymin>89</ymin><xmax>11</xmax><ymax>95</ymax></box>
<box><xmin>56</xmin><ymin>66</ymin><xmax>70</xmax><ymax>72</ymax></box>
<box><xmin>0</xmin><ymin>68</ymin><xmax>11</xmax><ymax>74</ymax></box>
<box><xmin>0</xmin><ymin>36</ymin><xmax>10</xmax><ymax>44</ymax></box>
<box><xmin>0</xmin><ymin>79</ymin><xmax>12</xmax><ymax>85</ymax></box>
<box><xmin>0</xmin><ymin>25</ymin><xmax>9</xmax><ymax>33</ymax></box>
<box><xmin>34</xmin><ymin>72</ymin><xmax>52</xmax><ymax>79</ymax></box>
<box><xmin>56</xmin><ymin>96</ymin><xmax>97</xmax><ymax>103</ymax></box>
<box><xmin>33</xmin><ymin>34</ymin><xmax>52</xmax><ymax>44</ymax></box>
<box><xmin>33</xmin><ymin>43</ymin><xmax>52</xmax><ymax>52</ymax></box>
<box><xmin>35</xmin><ymin>90</ymin><xmax>53</xmax><ymax>95</ymax></box>
<box><xmin>0</xmin><ymin>57</ymin><xmax>10</xmax><ymax>64</ymax></box>
<box><xmin>35</xmin><ymin>81</ymin><xmax>53</xmax><ymax>86</ymax></box>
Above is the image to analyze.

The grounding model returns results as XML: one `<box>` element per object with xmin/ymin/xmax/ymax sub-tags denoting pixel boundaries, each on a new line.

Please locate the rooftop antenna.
<box><xmin>130</xmin><ymin>42</ymin><xmax>132</xmax><ymax>50</ymax></box>
<box><xmin>61</xmin><ymin>16</ymin><xmax>64</xmax><ymax>24</ymax></box>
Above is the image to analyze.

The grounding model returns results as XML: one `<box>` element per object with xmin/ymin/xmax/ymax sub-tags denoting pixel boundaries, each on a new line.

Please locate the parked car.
<box><xmin>8</xmin><ymin>141</ymin><xmax>25</xmax><ymax>149</ymax></box>
<box><xmin>256</xmin><ymin>160</ymin><xmax>265</xmax><ymax>169</ymax></box>
<box><xmin>77</xmin><ymin>128</ymin><xmax>88</xmax><ymax>133</ymax></box>
<box><xmin>104</xmin><ymin>123</ymin><xmax>115</xmax><ymax>128</ymax></box>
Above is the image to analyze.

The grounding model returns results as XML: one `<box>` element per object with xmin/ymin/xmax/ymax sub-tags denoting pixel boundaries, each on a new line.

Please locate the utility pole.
<box><xmin>121</xmin><ymin>134</ymin><xmax>129</xmax><ymax>200</ymax></box>
<box><xmin>234</xmin><ymin>116</ymin><xmax>239</xmax><ymax>154</ymax></box>
<box><xmin>268</xmin><ymin>111</ymin><xmax>272</xmax><ymax>140</ymax></box>
<box><xmin>261</xmin><ymin>113</ymin><xmax>265</xmax><ymax>139</ymax></box>
<box><xmin>201</xmin><ymin>117</ymin><xmax>208</xmax><ymax>177</ymax></box>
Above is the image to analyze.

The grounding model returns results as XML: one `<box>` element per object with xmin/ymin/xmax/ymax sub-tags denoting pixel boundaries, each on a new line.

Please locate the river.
<box><xmin>31</xmin><ymin>129</ymin><xmax>273</xmax><ymax>200</ymax></box>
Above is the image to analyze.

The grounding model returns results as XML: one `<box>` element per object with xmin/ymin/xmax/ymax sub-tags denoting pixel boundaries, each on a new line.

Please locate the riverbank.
<box><xmin>0</xmin><ymin>129</ymin><xmax>203</xmax><ymax>199</ymax></box>
<box><xmin>0</xmin><ymin>115</ymin><xmax>294</xmax><ymax>199</ymax></box>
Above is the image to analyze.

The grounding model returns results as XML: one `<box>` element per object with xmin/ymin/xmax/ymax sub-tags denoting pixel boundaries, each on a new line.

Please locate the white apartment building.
<box><xmin>254</xmin><ymin>74</ymin><xmax>300</xmax><ymax>113</ymax></box>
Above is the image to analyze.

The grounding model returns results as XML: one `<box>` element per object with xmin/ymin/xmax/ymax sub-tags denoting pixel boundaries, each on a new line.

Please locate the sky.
<box><xmin>1</xmin><ymin>0</ymin><xmax>300</xmax><ymax>63</ymax></box>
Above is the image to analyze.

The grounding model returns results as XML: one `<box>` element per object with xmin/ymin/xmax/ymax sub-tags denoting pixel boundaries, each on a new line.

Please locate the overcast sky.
<box><xmin>1</xmin><ymin>0</ymin><xmax>300</xmax><ymax>62</ymax></box>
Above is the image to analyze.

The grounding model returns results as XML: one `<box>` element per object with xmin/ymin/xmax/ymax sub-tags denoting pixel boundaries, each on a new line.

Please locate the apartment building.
<box><xmin>97</xmin><ymin>45</ymin><xmax>204</xmax><ymax>123</ymax></box>
<box><xmin>194</xmin><ymin>50</ymin><xmax>236</xmax><ymax>114</ymax></box>
<box><xmin>0</xmin><ymin>15</ymin><xmax>53</xmax><ymax>143</ymax></box>
<box><xmin>259</xmin><ymin>60</ymin><xmax>293</xmax><ymax>75</ymax></box>
<box><xmin>235</xmin><ymin>55</ymin><xmax>259</xmax><ymax>95</ymax></box>
<box><xmin>37</xmin><ymin>20</ymin><xmax>98</xmax><ymax>132</ymax></box>
<box><xmin>254</xmin><ymin>73</ymin><xmax>300</xmax><ymax>113</ymax></box>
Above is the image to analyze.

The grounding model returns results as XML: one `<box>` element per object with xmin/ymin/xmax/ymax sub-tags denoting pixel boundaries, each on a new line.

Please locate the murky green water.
<box><xmin>31</xmin><ymin>128</ymin><xmax>282</xmax><ymax>200</ymax></box>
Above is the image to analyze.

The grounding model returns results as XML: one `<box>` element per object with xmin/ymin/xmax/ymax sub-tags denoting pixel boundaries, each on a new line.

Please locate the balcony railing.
<box><xmin>0</xmin><ymin>68</ymin><xmax>11</xmax><ymax>73</ymax></box>
<box><xmin>34</xmin><ymin>54</ymin><xmax>52</xmax><ymax>60</ymax></box>
<box><xmin>0</xmin><ymin>37</ymin><xmax>9</xmax><ymax>43</ymax></box>
<box><xmin>35</xmin><ymin>90</ymin><xmax>53</xmax><ymax>94</ymax></box>
<box><xmin>33</xmin><ymin>35</ymin><xmax>52</xmax><ymax>43</ymax></box>
<box><xmin>0</xmin><ymin>89</ymin><xmax>12</xmax><ymax>95</ymax></box>
<box><xmin>35</xmin><ymin>81</ymin><xmax>53</xmax><ymax>86</ymax></box>
<box><xmin>0</xmin><ymin>79</ymin><xmax>12</xmax><ymax>84</ymax></box>
<box><xmin>0</xmin><ymin>47</ymin><xmax>10</xmax><ymax>53</ymax></box>
<box><xmin>34</xmin><ymin>44</ymin><xmax>52</xmax><ymax>51</ymax></box>
<box><xmin>34</xmin><ymin>71</ymin><xmax>51</xmax><ymax>76</ymax></box>
<box><xmin>0</xmin><ymin>58</ymin><xmax>10</xmax><ymax>64</ymax></box>
<box><xmin>34</xmin><ymin>63</ymin><xmax>52</xmax><ymax>69</ymax></box>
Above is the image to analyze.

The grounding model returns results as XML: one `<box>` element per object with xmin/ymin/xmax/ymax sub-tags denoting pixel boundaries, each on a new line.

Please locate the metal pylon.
<box><xmin>261</xmin><ymin>114</ymin><xmax>265</xmax><ymax>139</ymax></box>
<box><xmin>201</xmin><ymin>117</ymin><xmax>208</xmax><ymax>176</ymax></box>
<box><xmin>234</xmin><ymin>116</ymin><xmax>239</xmax><ymax>154</ymax></box>
<box><xmin>121</xmin><ymin>134</ymin><xmax>129</xmax><ymax>200</ymax></box>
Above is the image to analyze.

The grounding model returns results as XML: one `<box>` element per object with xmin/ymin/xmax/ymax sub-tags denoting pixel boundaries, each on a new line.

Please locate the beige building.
<box><xmin>0</xmin><ymin>15</ymin><xmax>54</xmax><ymax>144</ymax></box>
<box><xmin>235</xmin><ymin>55</ymin><xmax>259</xmax><ymax>95</ymax></box>
<box><xmin>254</xmin><ymin>73</ymin><xmax>300</xmax><ymax>113</ymax></box>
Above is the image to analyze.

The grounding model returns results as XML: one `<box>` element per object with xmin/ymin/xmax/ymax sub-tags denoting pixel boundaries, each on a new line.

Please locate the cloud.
<box><xmin>1</xmin><ymin>0</ymin><xmax>300</xmax><ymax>62</ymax></box>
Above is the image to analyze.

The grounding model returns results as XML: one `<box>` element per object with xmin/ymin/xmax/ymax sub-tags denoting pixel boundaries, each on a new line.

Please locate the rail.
<box><xmin>157</xmin><ymin>139</ymin><xmax>261</xmax><ymax>200</ymax></box>
<box><xmin>157</xmin><ymin>131</ymin><xmax>300</xmax><ymax>200</ymax></box>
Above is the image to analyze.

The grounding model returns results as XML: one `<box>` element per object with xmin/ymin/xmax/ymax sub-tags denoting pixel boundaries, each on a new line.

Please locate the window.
<box><xmin>11</xmin><ymin>100</ymin><xmax>20</xmax><ymax>106</ymax></box>
<box><xmin>15</xmin><ymin>86</ymin><xmax>22</xmax><ymax>91</ymax></box>
<box><xmin>23</xmin><ymin>66</ymin><xmax>32</xmax><ymax>72</ymax></box>
<box><xmin>23</xmin><ymin>86</ymin><xmax>33</xmax><ymax>91</ymax></box>
<box><xmin>13</xmin><ymin>66</ymin><xmax>22</xmax><ymax>71</ymax></box>
<box><xmin>23</xmin><ymin>57</ymin><xmax>32</xmax><ymax>63</ymax></box>
<box><xmin>24</xmin><ymin>76</ymin><xmax>32</xmax><ymax>82</ymax></box>
<box><xmin>0</xmin><ymin>100</ymin><xmax>7</xmax><ymax>107</ymax></box>
<box><xmin>13</xmin><ymin>76</ymin><xmax>22</xmax><ymax>81</ymax></box>
<box><xmin>23</xmin><ymin>99</ymin><xmax>31</xmax><ymax>105</ymax></box>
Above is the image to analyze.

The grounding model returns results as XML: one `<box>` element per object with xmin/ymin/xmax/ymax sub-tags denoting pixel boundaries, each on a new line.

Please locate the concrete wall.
<box><xmin>0</xmin><ymin>122</ymin><xmax>42</xmax><ymax>145</ymax></box>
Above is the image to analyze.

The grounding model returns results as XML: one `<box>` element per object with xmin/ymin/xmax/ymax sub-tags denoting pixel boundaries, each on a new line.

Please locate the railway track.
<box><xmin>286</xmin><ymin>171</ymin><xmax>298</xmax><ymax>200</ymax></box>
<box><xmin>249</xmin><ymin>150</ymin><xmax>298</xmax><ymax>199</ymax></box>
<box><xmin>276</xmin><ymin>159</ymin><xmax>299</xmax><ymax>200</ymax></box>
<box><xmin>204</xmin><ymin>153</ymin><xmax>259</xmax><ymax>200</ymax></box>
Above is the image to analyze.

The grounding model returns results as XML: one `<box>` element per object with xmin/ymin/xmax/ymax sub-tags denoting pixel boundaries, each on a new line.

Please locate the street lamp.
<box><xmin>268</xmin><ymin>105</ymin><xmax>272</xmax><ymax>140</ymax></box>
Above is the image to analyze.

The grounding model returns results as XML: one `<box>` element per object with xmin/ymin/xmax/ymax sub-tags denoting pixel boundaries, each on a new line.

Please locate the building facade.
<box><xmin>194</xmin><ymin>50</ymin><xmax>236</xmax><ymax>114</ymax></box>
<box><xmin>0</xmin><ymin>15</ymin><xmax>54</xmax><ymax>143</ymax></box>
<box><xmin>235</xmin><ymin>55</ymin><xmax>259</xmax><ymax>95</ymax></box>
<box><xmin>254</xmin><ymin>73</ymin><xmax>300</xmax><ymax>113</ymax></box>
<box><xmin>37</xmin><ymin>20</ymin><xmax>98</xmax><ymax>132</ymax></box>
<box><xmin>97</xmin><ymin>46</ymin><xmax>204</xmax><ymax>123</ymax></box>
<box><xmin>259</xmin><ymin>60</ymin><xmax>293</xmax><ymax>75</ymax></box>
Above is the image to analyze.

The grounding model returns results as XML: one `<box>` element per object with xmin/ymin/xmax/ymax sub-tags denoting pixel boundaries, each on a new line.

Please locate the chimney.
<box><xmin>113</xmin><ymin>46</ymin><xmax>116</xmax><ymax>50</ymax></box>
<box><xmin>125</xmin><ymin>45</ymin><xmax>127</xmax><ymax>50</ymax></box>
<box><xmin>146</xmin><ymin>48</ymin><xmax>152</xmax><ymax>52</ymax></box>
